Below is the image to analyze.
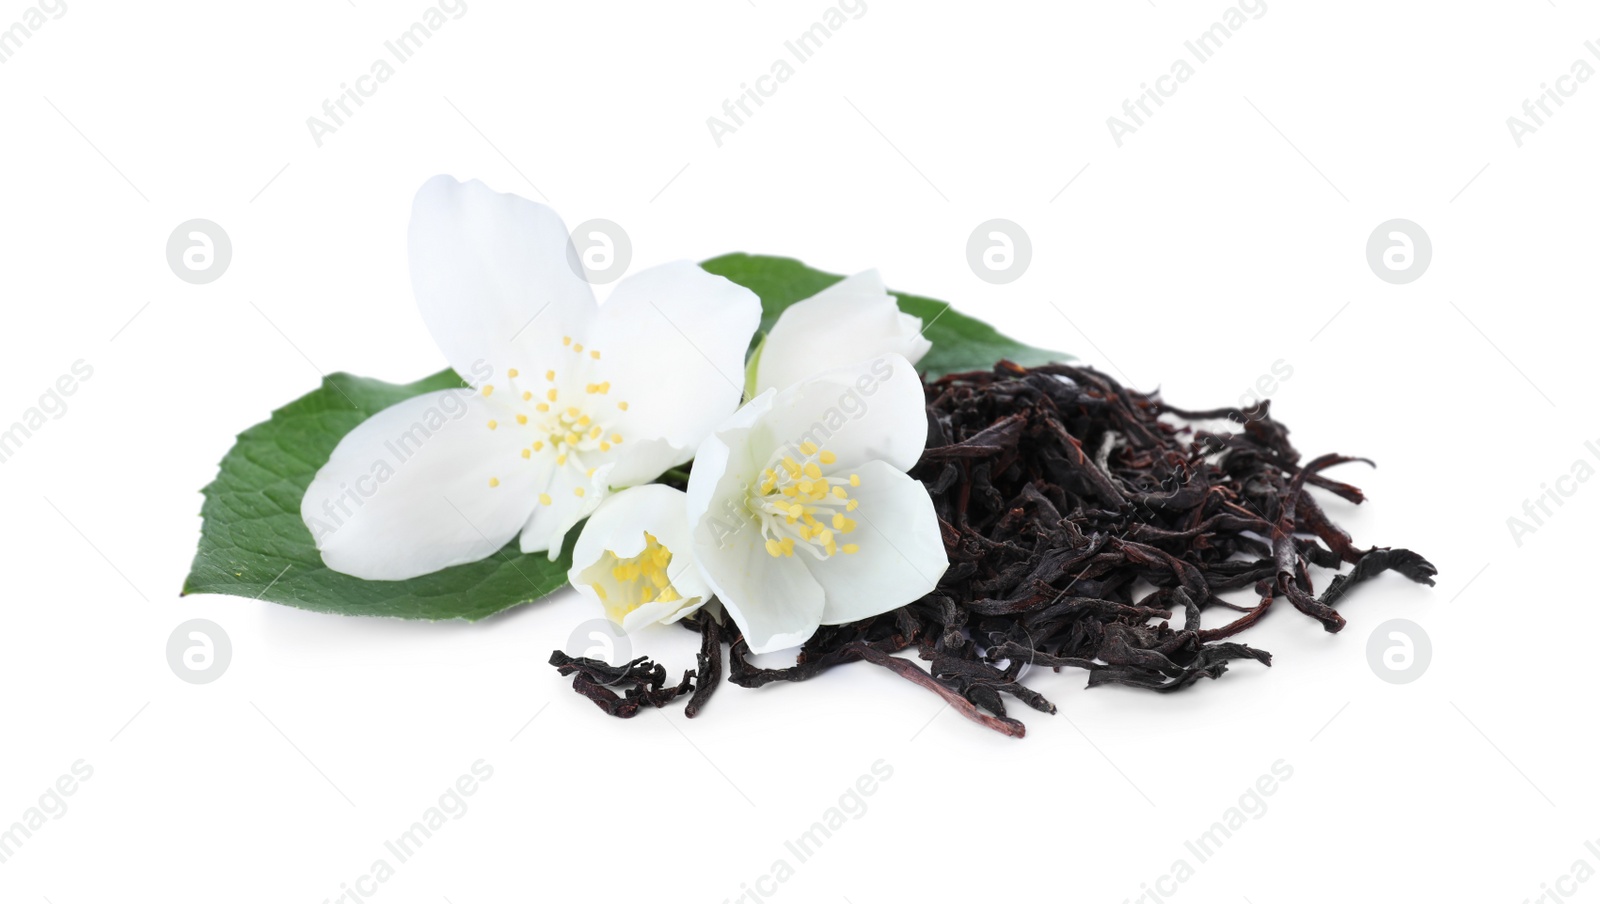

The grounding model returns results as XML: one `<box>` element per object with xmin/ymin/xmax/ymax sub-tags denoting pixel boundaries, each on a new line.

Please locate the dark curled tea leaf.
<box><xmin>684</xmin><ymin>613</ymin><xmax>724</xmax><ymax>719</ymax></box>
<box><xmin>547</xmin><ymin>652</ymin><xmax>694</xmax><ymax>718</ymax></box>
<box><xmin>549</xmin><ymin>362</ymin><xmax>1437</xmax><ymax>738</ymax></box>
<box><xmin>547</xmin><ymin>613</ymin><xmax>728</xmax><ymax>719</ymax></box>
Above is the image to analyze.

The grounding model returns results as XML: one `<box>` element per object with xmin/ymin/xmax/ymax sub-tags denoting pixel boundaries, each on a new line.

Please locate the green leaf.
<box><xmin>182</xmin><ymin>370</ymin><xmax>572</xmax><ymax>620</ymax></box>
<box><xmin>699</xmin><ymin>253</ymin><xmax>1068</xmax><ymax>379</ymax></box>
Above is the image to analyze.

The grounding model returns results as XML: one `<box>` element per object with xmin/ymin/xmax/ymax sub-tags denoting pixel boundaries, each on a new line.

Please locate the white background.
<box><xmin>2</xmin><ymin>2</ymin><xmax>1594</xmax><ymax>902</ymax></box>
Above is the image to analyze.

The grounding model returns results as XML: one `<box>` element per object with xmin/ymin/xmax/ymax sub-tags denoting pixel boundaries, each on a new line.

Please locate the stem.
<box><xmin>845</xmin><ymin>644</ymin><xmax>1026</xmax><ymax>739</ymax></box>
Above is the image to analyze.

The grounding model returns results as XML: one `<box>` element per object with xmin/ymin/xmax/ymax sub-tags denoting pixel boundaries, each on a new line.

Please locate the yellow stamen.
<box><xmin>539</xmin><ymin>493</ymin><xmax>552</xmax><ymax>506</ymax></box>
<box><xmin>595</xmin><ymin>533</ymin><xmax>691</xmax><ymax>621</ymax></box>
<box><xmin>749</xmin><ymin>442</ymin><xmax>862</xmax><ymax>560</ymax></box>
<box><xmin>488</xmin><ymin>477</ymin><xmax>500</xmax><ymax>487</ymax></box>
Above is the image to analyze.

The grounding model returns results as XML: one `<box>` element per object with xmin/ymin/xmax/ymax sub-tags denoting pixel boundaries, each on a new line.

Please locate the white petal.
<box><xmin>755</xmin><ymin>270</ymin><xmax>932</xmax><ymax>394</ymax></box>
<box><xmin>803</xmin><ymin>460</ymin><xmax>948</xmax><ymax>625</ymax></box>
<box><xmin>753</xmin><ymin>353</ymin><xmax>928</xmax><ymax>473</ymax></box>
<box><xmin>567</xmin><ymin>484</ymin><xmax>709</xmax><ymax>629</ymax></box>
<box><xmin>622</xmin><ymin>597</ymin><xmax>706</xmax><ymax>633</ymax></box>
<box><xmin>685</xmin><ymin>395</ymin><xmax>828</xmax><ymax>652</ymax></box>
<box><xmin>684</xmin><ymin>390</ymin><xmax>775</xmax><ymax>536</ymax></box>
<box><xmin>301</xmin><ymin>389</ymin><xmax>545</xmax><ymax>580</ymax></box>
<box><xmin>691</xmin><ymin>526</ymin><xmax>824</xmax><ymax>654</ymax></box>
<box><xmin>604</xmin><ymin>436</ymin><xmax>691</xmax><ymax>489</ymax></box>
<box><xmin>517</xmin><ymin>460</ymin><xmax>608</xmax><ymax>558</ymax></box>
<box><xmin>593</xmin><ymin>261</ymin><xmax>760</xmax><ymax>451</ymax></box>
<box><xmin>408</xmin><ymin>176</ymin><xmax>597</xmax><ymax>383</ymax></box>
<box><xmin>569</xmin><ymin>484</ymin><xmax>672</xmax><ymax>564</ymax></box>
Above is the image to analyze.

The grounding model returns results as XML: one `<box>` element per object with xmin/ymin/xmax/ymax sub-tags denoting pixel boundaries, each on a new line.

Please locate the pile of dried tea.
<box><xmin>549</xmin><ymin>362</ymin><xmax>1436</xmax><ymax>737</ymax></box>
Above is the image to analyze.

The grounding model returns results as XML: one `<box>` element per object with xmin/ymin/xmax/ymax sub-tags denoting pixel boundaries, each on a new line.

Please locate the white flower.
<box><xmin>567</xmin><ymin>484</ymin><xmax>709</xmax><ymax>632</ymax></box>
<box><xmin>301</xmin><ymin>176</ymin><xmax>760</xmax><ymax>580</ymax></box>
<box><xmin>686</xmin><ymin>353</ymin><xmax>948</xmax><ymax>653</ymax></box>
<box><xmin>751</xmin><ymin>270</ymin><xmax>932</xmax><ymax>395</ymax></box>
